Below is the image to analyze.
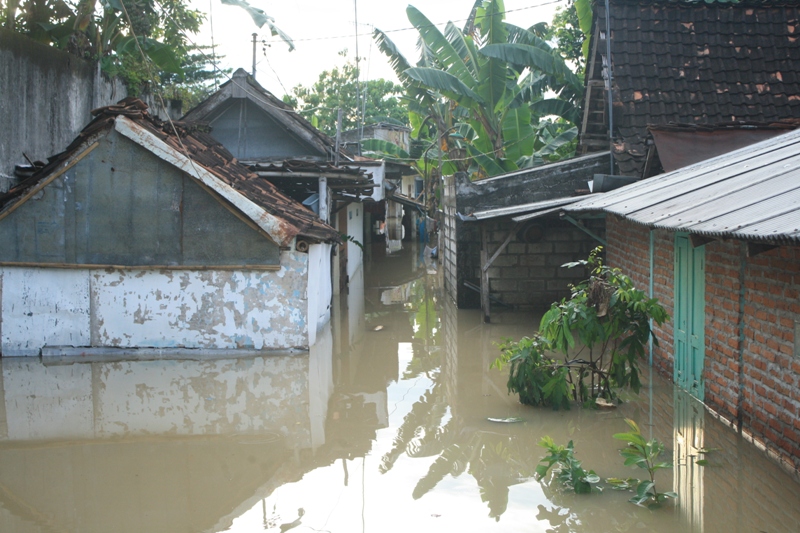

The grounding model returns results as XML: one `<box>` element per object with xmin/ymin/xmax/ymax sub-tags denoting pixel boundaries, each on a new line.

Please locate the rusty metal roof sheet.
<box><xmin>0</xmin><ymin>98</ymin><xmax>340</xmax><ymax>245</ymax></box>
<box><xmin>566</xmin><ymin>128</ymin><xmax>800</xmax><ymax>245</ymax></box>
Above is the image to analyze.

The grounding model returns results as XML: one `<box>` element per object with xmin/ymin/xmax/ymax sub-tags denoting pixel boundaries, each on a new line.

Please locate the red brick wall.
<box><xmin>704</xmin><ymin>239</ymin><xmax>743</xmax><ymax>421</ymax></box>
<box><xmin>741</xmin><ymin>245</ymin><xmax>800</xmax><ymax>470</ymax></box>
<box><xmin>605</xmin><ymin>216</ymin><xmax>674</xmax><ymax>377</ymax></box>
<box><xmin>608</xmin><ymin>215</ymin><xmax>800</xmax><ymax>473</ymax></box>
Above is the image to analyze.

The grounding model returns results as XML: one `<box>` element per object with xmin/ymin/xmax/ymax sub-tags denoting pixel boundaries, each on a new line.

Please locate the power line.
<box><xmin>256</xmin><ymin>0</ymin><xmax>566</xmax><ymax>46</ymax></box>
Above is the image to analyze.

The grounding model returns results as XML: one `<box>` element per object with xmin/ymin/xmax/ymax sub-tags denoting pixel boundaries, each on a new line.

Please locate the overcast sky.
<box><xmin>186</xmin><ymin>0</ymin><xmax>566</xmax><ymax>98</ymax></box>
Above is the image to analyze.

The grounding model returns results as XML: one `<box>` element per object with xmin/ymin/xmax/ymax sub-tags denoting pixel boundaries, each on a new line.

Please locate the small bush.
<box><xmin>492</xmin><ymin>247</ymin><xmax>668</xmax><ymax>408</ymax></box>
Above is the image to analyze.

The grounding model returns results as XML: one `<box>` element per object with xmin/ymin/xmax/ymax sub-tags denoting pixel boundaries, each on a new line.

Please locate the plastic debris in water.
<box><xmin>595</xmin><ymin>397</ymin><xmax>616</xmax><ymax>408</ymax></box>
<box><xmin>487</xmin><ymin>417</ymin><xmax>524</xmax><ymax>423</ymax></box>
<box><xmin>373</xmin><ymin>325</ymin><xmax>384</xmax><ymax>331</ymax></box>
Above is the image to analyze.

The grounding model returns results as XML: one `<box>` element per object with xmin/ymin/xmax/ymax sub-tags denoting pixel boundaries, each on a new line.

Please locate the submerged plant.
<box><xmin>492</xmin><ymin>247</ymin><xmax>669</xmax><ymax>409</ymax></box>
<box><xmin>612</xmin><ymin>419</ymin><xmax>676</xmax><ymax>507</ymax></box>
<box><xmin>492</xmin><ymin>335</ymin><xmax>572</xmax><ymax>410</ymax></box>
<box><xmin>535</xmin><ymin>436</ymin><xmax>600</xmax><ymax>494</ymax></box>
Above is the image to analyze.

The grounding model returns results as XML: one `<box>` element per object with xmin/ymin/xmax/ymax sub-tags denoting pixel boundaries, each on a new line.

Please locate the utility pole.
<box><xmin>334</xmin><ymin>108</ymin><xmax>343</xmax><ymax>167</ymax></box>
<box><xmin>251</xmin><ymin>33</ymin><xmax>258</xmax><ymax>78</ymax></box>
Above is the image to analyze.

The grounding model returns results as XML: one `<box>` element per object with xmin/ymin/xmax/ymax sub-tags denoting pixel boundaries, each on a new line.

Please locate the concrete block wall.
<box><xmin>607</xmin><ymin>215</ymin><xmax>800</xmax><ymax>474</ymax></box>
<box><xmin>0</xmin><ymin>30</ymin><xmax>127</xmax><ymax>191</ymax></box>
<box><xmin>442</xmin><ymin>174</ymin><xmax>480</xmax><ymax>308</ymax></box>
<box><xmin>481</xmin><ymin>218</ymin><xmax>604</xmax><ymax>310</ymax></box>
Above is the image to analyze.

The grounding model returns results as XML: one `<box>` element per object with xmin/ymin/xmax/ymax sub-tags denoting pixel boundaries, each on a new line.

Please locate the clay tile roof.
<box><xmin>2</xmin><ymin>98</ymin><xmax>340</xmax><ymax>244</ymax></box>
<box><xmin>581</xmin><ymin>0</ymin><xmax>800</xmax><ymax>176</ymax></box>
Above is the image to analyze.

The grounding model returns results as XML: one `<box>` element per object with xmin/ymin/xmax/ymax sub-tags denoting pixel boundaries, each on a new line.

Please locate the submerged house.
<box><xmin>181</xmin><ymin>69</ymin><xmax>379</xmax><ymax>291</ymax></box>
<box><xmin>0</xmin><ymin>98</ymin><xmax>340</xmax><ymax>356</ymax></box>
<box><xmin>444</xmin><ymin>0</ymin><xmax>800</xmax><ymax>319</ymax></box>
<box><xmin>565</xmin><ymin>128</ymin><xmax>800</xmax><ymax>475</ymax></box>
<box><xmin>442</xmin><ymin>154</ymin><xmax>608</xmax><ymax>318</ymax></box>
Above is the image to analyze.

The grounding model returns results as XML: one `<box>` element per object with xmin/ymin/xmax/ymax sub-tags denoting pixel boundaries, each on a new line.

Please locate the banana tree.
<box><xmin>372</xmin><ymin>0</ymin><xmax>584</xmax><ymax>184</ymax></box>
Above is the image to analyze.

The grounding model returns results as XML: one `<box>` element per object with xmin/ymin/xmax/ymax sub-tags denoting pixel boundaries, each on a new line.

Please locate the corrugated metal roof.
<box><xmin>565</xmin><ymin>128</ymin><xmax>800</xmax><ymax>244</ymax></box>
<box><xmin>466</xmin><ymin>194</ymin><xmax>601</xmax><ymax>221</ymax></box>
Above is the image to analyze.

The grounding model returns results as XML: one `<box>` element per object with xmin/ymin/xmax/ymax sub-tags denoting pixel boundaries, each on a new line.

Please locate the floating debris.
<box><xmin>487</xmin><ymin>417</ymin><xmax>524</xmax><ymax>423</ymax></box>
<box><xmin>372</xmin><ymin>325</ymin><xmax>384</xmax><ymax>331</ymax></box>
<box><xmin>595</xmin><ymin>397</ymin><xmax>616</xmax><ymax>408</ymax></box>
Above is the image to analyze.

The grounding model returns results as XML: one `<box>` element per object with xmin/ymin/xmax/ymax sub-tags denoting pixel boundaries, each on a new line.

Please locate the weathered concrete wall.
<box><xmin>0</xmin><ymin>29</ymin><xmax>127</xmax><ymax>191</ymax></box>
<box><xmin>443</xmin><ymin>173</ymin><xmax>479</xmax><ymax>308</ymax></box>
<box><xmin>481</xmin><ymin>218</ymin><xmax>605</xmax><ymax>310</ymax></box>
<box><xmin>0</xmin><ymin>131</ymin><xmax>281</xmax><ymax>267</ymax></box>
<box><xmin>346</xmin><ymin>202</ymin><xmax>364</xmax><ymax>278</ymax></box>
<box><xmin>0</xmin><ymin>252</ymin><xmax>310</xmax><ymax>355</ymax></box>
<box><xmin>443</xmin><ymin>152</ymin><xmax>610</xmax><ymax>308</ymax></box>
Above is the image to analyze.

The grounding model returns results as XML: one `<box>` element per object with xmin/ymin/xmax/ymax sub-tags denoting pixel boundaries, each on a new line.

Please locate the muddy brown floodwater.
<box><xmin>0</xmin><ymin>242</ymin><xmax>798</xmax><ymax>533</ymax></box>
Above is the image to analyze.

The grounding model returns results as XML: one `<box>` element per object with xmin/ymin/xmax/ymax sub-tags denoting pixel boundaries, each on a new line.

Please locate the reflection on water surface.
<box><xmin>0</xmin><ymin>243</ymin><xmax>798</xmax><ymax>533</ymax></box>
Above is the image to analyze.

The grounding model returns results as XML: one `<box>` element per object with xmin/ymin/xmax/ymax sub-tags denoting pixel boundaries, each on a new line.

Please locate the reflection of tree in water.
<box><xmin>409</xmin><ymin>277</ymin><xmax>439</xmax><ymax>344</ymax></box>
<box><xmin>380</xmin><ymin>342</ymin><xmax>541</xmax><ymax>521</ymax></box>
<box><xmin>413</xmin><ymin>431</ymin><xmax>541</xmax><ymax>521</ymax></box>
<box><xmin>379</xmin><ymin>374</ymin><xmax>449</xmax><ymax>473</ymax></box>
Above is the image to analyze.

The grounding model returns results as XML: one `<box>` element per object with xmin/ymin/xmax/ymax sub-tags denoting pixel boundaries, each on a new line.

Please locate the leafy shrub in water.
<box><xmin>612</xmin><ymin>419</ymin><xmax>676</xmax><ymax>507</ymax></box>
<box><xmin>492</xmin><ymin>247</ymin><xmax>668</xmax><ymax>408</ymax></box>
<box><xmin>535</xmin><ymin>436</ymin><xmax>601</xmax><ymax>494</ymax></box>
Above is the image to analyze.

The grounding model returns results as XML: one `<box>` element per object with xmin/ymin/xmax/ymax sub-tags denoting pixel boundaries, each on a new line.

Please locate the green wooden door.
<box><xmin>674</xmin><ymin>234</ymin><xmax>705</xmax><ymax>400</ymax></box>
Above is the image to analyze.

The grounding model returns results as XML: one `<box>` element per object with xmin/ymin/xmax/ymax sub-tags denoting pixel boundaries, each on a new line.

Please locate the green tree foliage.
<box><xmin>492</xmin><ymin>247</ymin><xmax>669</xmax><ymax>409</ymax></box>
<box><xmin>370</xmin><ymin>0</ymin><xmax>584</xmax><ymax>184</ymax></box>
<box><xmin>1</xmin><ymin>0</ymin><xmax>284</xmax><ymax>107</ymax></box>
<box><xmin>547</xmin><ymin>2</ymin><xmax>586</xmax><ymax>76</ymax></box>
<box><xmin>282</xmin><ymin>51</ymin><xmax>408</xmax><ymax>138</ymax></box>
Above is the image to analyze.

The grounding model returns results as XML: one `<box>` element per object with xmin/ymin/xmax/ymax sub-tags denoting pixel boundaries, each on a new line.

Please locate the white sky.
<box><xmin>187</xmin><ymin>0</ymin><xmax>566</xmax><ymax>98</ymax></box>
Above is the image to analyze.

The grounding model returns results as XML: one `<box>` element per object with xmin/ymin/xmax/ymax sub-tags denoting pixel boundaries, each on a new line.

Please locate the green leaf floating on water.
<box><xmin>487</xmin><ymin>417</ymin><xmax>524</xmax><ymax>423</ymax></box>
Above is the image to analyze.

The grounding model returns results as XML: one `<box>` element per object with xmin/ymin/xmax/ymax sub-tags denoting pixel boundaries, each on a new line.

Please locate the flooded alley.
<box><xmin>0</xmin><ymin>243</ymin><xmax>798</xmax><ymax>533</ymax></box>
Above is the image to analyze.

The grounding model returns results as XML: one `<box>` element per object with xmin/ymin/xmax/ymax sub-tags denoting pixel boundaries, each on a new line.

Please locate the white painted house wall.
<box><xmin>0</xmin><ymin>249</ymin><xmax>318</xmax><ymax>356</ymax></box>
<box><xmin>306</xmin><ymin>243</ymin><xmax>332</xmax><ymax>347</ymax></box>
<box><xmin>346</xmin><ymin>202</ymin><xmax>364</xmax><ymax>279</ymax></box>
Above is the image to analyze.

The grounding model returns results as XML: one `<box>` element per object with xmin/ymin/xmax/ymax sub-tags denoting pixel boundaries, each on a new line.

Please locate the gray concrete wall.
<box><xmin>0</xmin><ymin>131</ymin><xmax>281</xmax><ymax>267</ymax></box>
<box><xmin>443</xmin><ymin>152</ymin><xmax>610</xmax><ymax>309</ymax></box>
<box><xmin>209</xmin><ymin>99</ymin><xmax>322</xmax><ymax>161</ymax></box>
<box><xmin>481</xmin><ymin>218</ymin><xmax>604</xmax><ymax>310</ymax></box>
<box><xmin>0</xmin><ymin>29</ymin><xmax>127</xmax><ymax>192</ymax></box>
<box><xmin>453</xmin><ymin>151</ymin><xmax>610</xmax><ymax>213</ymax></box>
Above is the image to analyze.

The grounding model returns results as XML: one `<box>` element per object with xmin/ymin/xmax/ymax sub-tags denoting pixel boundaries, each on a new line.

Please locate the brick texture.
<box><xmin>481</xmin><ymin>218</ymin><xmax>604</xmax><ymax>310</ymax></box>
<box><xmin>608</xmin><ymin>216</ymin><xmax>800</xmax><ymax>474</ymax></box>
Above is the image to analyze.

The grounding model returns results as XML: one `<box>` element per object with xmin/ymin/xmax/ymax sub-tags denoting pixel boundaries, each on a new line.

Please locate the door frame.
<box><xmin>673</xmin><ymin>233</ymin><xmax>706</xmax><ymax>400</ymax></box>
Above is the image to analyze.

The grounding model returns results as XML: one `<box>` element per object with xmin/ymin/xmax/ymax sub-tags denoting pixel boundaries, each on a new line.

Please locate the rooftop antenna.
<box><xmin>354</xmin><ymin>0</ymin><xmax>363</xmax><ymax>140</ymax></box>
<box><xmin>604</xmin><ymin>0</ymin><xmax>614</xmax><ymax>175</ymax></box>
<box><xmin>252</xmin><ymin>33</ymin><xmax>258</xmax><ymax>78</ymax></box>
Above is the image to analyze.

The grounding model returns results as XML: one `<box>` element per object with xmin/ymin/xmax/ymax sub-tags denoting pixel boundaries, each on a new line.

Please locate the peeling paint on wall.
<box><xmin>1</xmin><ymin>268</ymin><xmax>91</xmax><ymax>356</ymax></box>
<box><xmin>0</xmin><ymin>250</ymin><xmax>312</xmax><ymax>355</ymax></box>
